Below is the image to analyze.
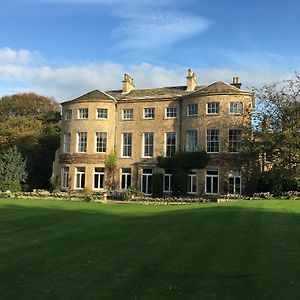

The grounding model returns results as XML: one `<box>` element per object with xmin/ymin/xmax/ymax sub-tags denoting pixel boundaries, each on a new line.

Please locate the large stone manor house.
<box><xmin>52</xmin><ymin>69</ymin><xmax>254</xmax><ymax>196</ymax></box>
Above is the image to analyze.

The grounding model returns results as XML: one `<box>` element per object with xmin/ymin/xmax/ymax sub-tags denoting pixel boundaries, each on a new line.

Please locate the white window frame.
<box><xmin>187</xmin><ymin>130</ymin><xmax>197</xmax><ymax>152</ymax></box>
<box><xmin>75</xmin><ymin>167</ymin><xmax>85</xmax><ymax>189</ymax></box>
<box><xmin>141</xmin><ymin>168</ymin><xmax>153</xmax><ymax>195</ymax></box>
<box><xmin>187</xmin><ymin>104</ymin><xmax>198</xmax><ymax>116</ymax></box>
<box><xmin>95</xmin><ymin>132</ymin><xmax>107</xmax><ymax>153</ymax></box>
<box><xmin>143</xmin><ymin>108</ymin><xmax>155</xmax><ymax>119</ymax></box>
<box><xmin>143</xmin><ymin>132</ymin><xmax>154</xmax><ymax>158</ymax></box>
<box><xmin>120</xmin><ymin>168</ymin><xmax>132</xmax><ymax>190</ymax></box>
<box><xmin>229</xmin><ymin>129</ymin><xmax>242</xmax><ymax>153</ymax></box>
<box><xmin>122</xmin><ymin>109</ymin><xmax>133</xmax><ymax>120</ymax></box>
<box><xmin>77</xmin><ymin>132</ymin><xmax>87</xmax><ymax>153</ymax></box>
<box><xmin>207</xmin><ymin>129</ymin><xmax>219</xmax><ymax>153</ymax></box>
<box><xmin>122</xmin><ymin>133</ymin><xmax>132</xmax><ymax>157</ymax></box>
<box><xmin>78</xmin><ymin>108</ymin><xmax>88</xmax><ymax>119</ymax></box>
<box><xmin>206</xmin><ymin>102</ymin><xmax>220</xmax><ymax>114</ymax></box>
<box><xmin>64</xmin><ymin>109</ymin><xmax>72</xmax><ymax>121</ymax></box>
<box><xmin>229</xmin><ymin>102</ymin><xmax>243</xmax><ymax>115</ymax></box>
<box><xmin>165</xmin><ymin>107</ymin><xmax>177</xmax><ymax>118</ymax></box>
<box><xmin>165</xmin><ymin>132</ymin><xmax>177</xmax><ymax>157</ymax></box>
<box><xmin>63</xmin><ymin>133</ymin><xmax>71</xmax><ymax>153</ymax></box>
<box><xmin>61</xmin><ymin>167</ymin><xmax>69</xmax><ymax>189</ymax></box>
<box><xmin>96</xmin><ymin>108</ymin><xmax>108</xmax><ymax>119</ymax></box>
<box><xmin>93</xmin><ymin>167</ymin><xmax>105</xmax><ymax>190</ymax></box>
<box><xmin>205</xmin><ymin>170</ymin><xmax>219</xmax><ymax>195</ymax></box>
<box><xmin>163</xmin><ymin>170</ymin><xmax>172</xmax><ymax>192</ymax></box>
<box><xmin>228</xmin><ymin>170</ymin><xmax>242</xmax><ymax>195</ymax></box>
<box><xmin>188</xmin><ymin>169</ymin><xmax>197</xmax><ymax>194</ymax></box>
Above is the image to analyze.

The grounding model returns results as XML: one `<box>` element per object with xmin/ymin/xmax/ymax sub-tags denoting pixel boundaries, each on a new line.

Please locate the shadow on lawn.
<box><xmin>1</xmin><ymin>200</ymin><xmax>300</xmax><ymax>300</ymax></box>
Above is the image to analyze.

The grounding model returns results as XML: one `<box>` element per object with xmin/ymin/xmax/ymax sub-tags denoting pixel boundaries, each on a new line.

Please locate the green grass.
<box><xmin>1</xmin><ymin>199</ymin><xmax>300</xmax><ymax>300</ymax></box>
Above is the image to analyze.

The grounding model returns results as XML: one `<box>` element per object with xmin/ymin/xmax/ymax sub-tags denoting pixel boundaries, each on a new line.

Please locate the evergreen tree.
<box><xmin>0</xmin><ymin>146</ymin><xmax>27</xmax><ymax>192</ymax></box>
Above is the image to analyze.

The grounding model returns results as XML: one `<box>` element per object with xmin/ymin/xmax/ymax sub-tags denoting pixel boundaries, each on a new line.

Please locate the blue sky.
<box><xmin>1</xmin><ymin>0</ymin><xmax>300</xmax><ymax>101</ymax></box>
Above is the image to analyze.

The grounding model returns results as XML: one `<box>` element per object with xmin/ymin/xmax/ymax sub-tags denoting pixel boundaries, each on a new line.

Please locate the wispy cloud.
<box><xmin>34</xmin><ymin>0</ymin><xmax>212</xmax><ymax>51</ymax></box>
<box><xmin>0</xmin><ymin>48</ymin><xmax>295</xmax><ymax>101</ymax></box>
<box><xmin>113</xmin><ymin>11</ymin><xmax>211</xmax><ymax>50</ymax></box>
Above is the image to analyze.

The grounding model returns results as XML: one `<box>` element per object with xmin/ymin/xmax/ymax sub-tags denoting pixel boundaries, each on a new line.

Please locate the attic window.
<box><xmin>229</xmin><ymin>102</ymin><xmax>243</xmax><ymax>114</ymax></box>
<box><xmin>97</xmin><ymin>108</ymin><xmax>108</xmax><ymax>119</ymax></box>
<box><xmin>143</xmin><ymin>108</ymin><xmax>155</xmax><ymax>119</ymax></box>
<box><xmin>207</xmin><ymin>102</ymin><xmax>220</xmax><ymax>114</ymax></box>
<box><xmin>78</xmin><ymin>108</ymin><xmax>88</xmax><ymax>119</ymax></box>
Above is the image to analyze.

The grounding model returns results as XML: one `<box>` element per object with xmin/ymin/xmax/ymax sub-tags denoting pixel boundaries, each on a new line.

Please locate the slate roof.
<box><xmin>106</xmin><ymin>85</ymin><xmax>206</xmax><ymax>100</ymax></box>
<box><xmin>63</xmin><ymin>89</ymin><xmax>116</xmax><ymax>104</ymax></box>
<box><xmin>190</xmin><ymin>81</ymin><xmax>252</xmax><ymax>96</ymax></box>
<box><xmin>63</xmin><ymin>81</ymin><xmax>251</xmax><ymax>104</ymax></box>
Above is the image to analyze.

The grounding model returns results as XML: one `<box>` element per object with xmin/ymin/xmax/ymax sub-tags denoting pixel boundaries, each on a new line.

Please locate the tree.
<box><xmin>250</xmin><ymin>74</ymin><xmax>300</xmax><ymax>193</ymax></box>
<box><xmin>0</xmin><ymin>93</ymin><xmax>61</xmax><ymax>190</ymax></box>
<box><xmin>0</xmin><ymin>146</ymin><xmax>27</xmax><ymax>192</ymax></box>
<box><xmin>105</xmin><ymin>152</ymin><xmax>117</xmax><ymax>192</ymax></box>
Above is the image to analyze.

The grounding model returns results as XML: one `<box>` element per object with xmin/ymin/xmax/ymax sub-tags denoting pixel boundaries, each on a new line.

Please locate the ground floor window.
<box><xmin>228</xmin><ymin>170</ymin><xmax>241</xmax><ymax>194</ymax></box>
<box><xmin>163</xmin><ymin>169</ymin><xmax>172</xmax><ymax>192</ymax></box>
<box><xmin>141</xmin><ymin>168</ymin><xmax>152</xmax><ymax>195</ymax></box>
<box><xmin>205</xmin><ymin>170</ymin><xmax>219</xmax><ymax>194</ymax></box>
<box><xmin>61</xmin><ymin>167</ymin><xmax>69</xmax><ymax>189</ymax></box>
<box><xmin>188</xmin><ymin>169</ymin><xmax>197</xmax><ymax>194</ymax></box>
<box><xmin>94</xmin><ymin>167</ymin><xmax>105</xmax><ymax>189</ymax></box>
<box><xmin>121</xmin><ymin>168</ymin><xmax>131</xmax><ymax>190</ymax></box>
<box><xmin>75</xmin><ymin>167</ymin><xmax>85</xmax><ymax>189</ymax></box>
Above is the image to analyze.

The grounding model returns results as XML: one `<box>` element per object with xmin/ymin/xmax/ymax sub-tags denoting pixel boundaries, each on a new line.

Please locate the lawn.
<box><xmin>1</xmin><ymin>199</ymin><xmax>300</xmax><ymax>300</ymax></box>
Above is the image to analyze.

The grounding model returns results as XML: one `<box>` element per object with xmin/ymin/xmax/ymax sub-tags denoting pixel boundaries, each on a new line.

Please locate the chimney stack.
<box><xmin>122</xmin><ymin>73</ymin><xmax>135</xmax><ymax>94</ymax></box>
<box><xmin>186</xmin><ymin>68</ymin><xmax>197</xmax><ymax>91</ymax></box>
<box><xmin>231</xmin><ymin>76</ymin><xmax>242</xmax><ymax>89</ymax></box>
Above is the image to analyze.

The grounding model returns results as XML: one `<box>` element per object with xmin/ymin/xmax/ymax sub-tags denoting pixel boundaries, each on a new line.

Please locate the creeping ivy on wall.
<box><xmin>157</xmin><ymin>151</ymin><xmax>209</xmax><ymax>196</ymax></box>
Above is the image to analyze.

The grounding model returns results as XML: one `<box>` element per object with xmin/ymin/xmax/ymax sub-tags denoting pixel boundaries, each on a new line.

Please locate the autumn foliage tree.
<box><xmin>247</xmin><ymin>74</ymin><xmax>300</xmax><ymax>193</ymax></box>
<box><xmin>0</xmin><ymin>93</ymin><xmax>61</xmax><ymax>190</ymax></box>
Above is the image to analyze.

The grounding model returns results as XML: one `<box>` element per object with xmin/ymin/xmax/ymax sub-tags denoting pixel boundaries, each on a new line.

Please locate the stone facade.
<box><xmin>52</xmin><ymin>70</ymin><xmax>253</xmax><ymax>197</ymax></box>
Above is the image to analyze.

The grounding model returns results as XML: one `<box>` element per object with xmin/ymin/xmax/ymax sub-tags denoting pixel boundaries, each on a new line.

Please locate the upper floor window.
<box><xmin>77</xmin><ymin>132</ymin><xmax>87</xmax><ymax>153</ymax></box>
<box><xmin>122</xmin><ymin>133</ymin><xmax>132</xmax><ymax>157</ymax></box>
<box><xmin>187</xmin><ymin>104</ymin><xmax>198</xmax><ymax>116</ymax></box>
<box><xmin>78</xmin><ymin>108</ymin><xmax>88</xmax><ymax>119</ymax></box>
<box><xmin>143</xmin><ymin>108</ymin><xmax>155</xmax><ymax>119</ymax></box>
<box><xmin>165</xmin><ymin>132</ymin><xmax>176</xmax><ymax>157</ymax></box>
<box><xmin>187</xmin><ymin>130</ymin><xmax>197</xmax><ymax>152</ymax></box>
<box><xmin>207</xmin><ymin>102</ymin><xmax>220</xmax><ymax>114</ymax></box>
<box><xmin>165</xmin><ymin>107</ymin><xmax>177</xmax><ymax>118</ymax></box>
<box><xmin>64</xmin><ymin>109</ymin><xmax>72</xmax><ymax>121</ymax></box>
<box><xmin>207</xmin><ymin>129</ymin><xmax>219</xmax><ymax>153</ymax></box>
<box><xmin>229</xmin><ymin>129</ymin><xmax>242</xmax><ymax>153</ymax></box>
<box><xmin>143</xmin><ymin>132</ymin><xmax>154</xmax><ymax>157</ymax></box>
<box><xmin>97</xmin><ymin>108</ymin><xmax>108</xmax><ymax>119</ymax></box>
<box><xmin>63</xmin><ymin>133</ymin><xmax>71</xmax><ymax>153</ymax></box>
<box><xmin>122</xmin><ymin>109</ymin><xmax>133</xmax><ymax>120</ymax></box>
<box><xmin>229</xmin><ymin>102</ymin><xmax>243</xmax><ymax>114</ymax></box>
<box><xmin>96</xmin><ymin>132</ymin><xmax>107</xmax><ymax>153</ymax></box>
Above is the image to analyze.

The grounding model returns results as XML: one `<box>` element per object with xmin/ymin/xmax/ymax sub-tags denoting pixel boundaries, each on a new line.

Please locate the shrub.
<box><xmin>0</xmin><ymin>179</ymin><xmax>21</xmax><ymax>192</ymax></box>
<box><xmin>152</xmin><ymin>173</ymin><xmax>163</xmax><ymax>198</ymax></box>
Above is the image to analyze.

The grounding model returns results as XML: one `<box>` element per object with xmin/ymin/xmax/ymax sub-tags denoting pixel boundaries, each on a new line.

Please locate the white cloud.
<box><xmin>114</xmin><ymin>11</ymin><xmax>211</xmax><ymax>50</ymax></box>
<box><xmin>0</xmin><ymin>47</ymin><xmax>43</xmax><ymax>66</ymax></box>
<box><xmin>0</xmin><ymin>48</ymin><xmax>296</xmax><ymax>102</ymax></box>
